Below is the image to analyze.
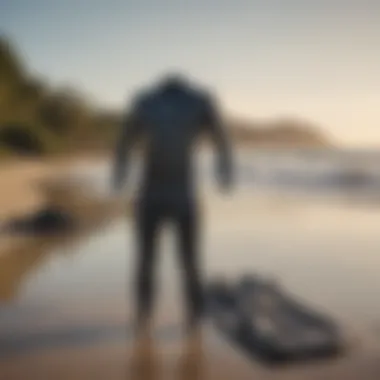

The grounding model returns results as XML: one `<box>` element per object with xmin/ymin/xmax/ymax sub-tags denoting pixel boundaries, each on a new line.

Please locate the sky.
<box><xmin>0</xmin><ymin>0</ymin><xmax>379</xmax><ymax>146</ymax></box>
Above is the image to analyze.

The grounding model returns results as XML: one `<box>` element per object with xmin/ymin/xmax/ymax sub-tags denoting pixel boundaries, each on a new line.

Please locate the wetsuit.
<box><xmin>113</xmin><ymin>77</ymin><xmax>233</xmax><ymax>330</ymax></box>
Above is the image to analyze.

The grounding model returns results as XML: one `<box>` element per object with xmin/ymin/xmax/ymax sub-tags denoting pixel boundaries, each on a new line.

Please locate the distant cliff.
<box><xmin>227</xmin><ymin>117</ymin><xmax>332</xmax><ymax>148</ymax></box>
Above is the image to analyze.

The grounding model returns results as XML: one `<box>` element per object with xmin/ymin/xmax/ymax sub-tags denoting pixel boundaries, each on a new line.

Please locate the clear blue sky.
<box><xmin>1</xmin><ymin>0</ymin><xmax>379</xmax><ymax>146</ymax></box>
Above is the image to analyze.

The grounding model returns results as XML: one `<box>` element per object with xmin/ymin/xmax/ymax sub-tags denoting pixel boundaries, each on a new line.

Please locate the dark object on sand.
<box><xmin>207</xmin><ymin>275</ymin><xmax>345</xmax><ymax>365</ymax></box>
<box><xmin>3</xmin><ymin>207</ymin><xmax>75</xmax><ymax>235</ymax></box>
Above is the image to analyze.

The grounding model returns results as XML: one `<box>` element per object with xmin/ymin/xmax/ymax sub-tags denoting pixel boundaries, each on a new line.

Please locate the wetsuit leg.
<box><xmin>133</xmin><ymin>198</ymin><xmax>162</xmax><ymax>330</ymax></box>
<box><xmin>174</xmin><ymin>198</ymin><xmax>204</xmax><ymax>329</ymax></box>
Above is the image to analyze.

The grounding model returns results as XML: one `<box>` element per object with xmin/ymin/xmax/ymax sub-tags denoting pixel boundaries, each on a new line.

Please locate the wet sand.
<box><xmin>0</xmin><ymin>160</ymin><xmax>380</xmax><ymax>378</ymax></box>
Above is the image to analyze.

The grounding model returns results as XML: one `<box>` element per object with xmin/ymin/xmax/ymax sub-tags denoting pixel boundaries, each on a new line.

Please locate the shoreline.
<box><xmin>1</xmin><ymin>150</ymin><xmax>379</xmax><ymax>256</ymax></box>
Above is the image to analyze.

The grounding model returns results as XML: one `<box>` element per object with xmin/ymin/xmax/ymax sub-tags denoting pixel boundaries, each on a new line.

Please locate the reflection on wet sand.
<box><xmin>129</xmin><ymin>330</ymin><xmax>205</xmax><ymax>380</ymax></box>
<box><xmin>129</xmin><ymin>335</ymin><xmax>162</xmax><ymax>380</ymax></box>
<box><xmin>176</xmin><ymin>333</ymin><xmax>205</xmax><ymax>380</ymax></box>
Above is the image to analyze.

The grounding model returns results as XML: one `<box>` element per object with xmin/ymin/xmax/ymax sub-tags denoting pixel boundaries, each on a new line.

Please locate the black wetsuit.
<box><xmin>113</xmin><ymin>77</ymin><xmax>233</xmax><ymax>329</ymax></box>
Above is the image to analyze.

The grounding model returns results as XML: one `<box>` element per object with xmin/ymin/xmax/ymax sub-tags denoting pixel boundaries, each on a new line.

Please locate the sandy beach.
<box><xmin>0</xmin><ymin>156</ymin><xmax>380</xmax><ymax>379</ymax></box>
<box><xmin>0</xmin><ymin>156</ymin><xmax>123</xmax><ymax>256</ymax></box>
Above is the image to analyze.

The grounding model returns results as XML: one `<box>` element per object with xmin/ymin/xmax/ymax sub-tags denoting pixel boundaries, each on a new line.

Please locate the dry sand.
<box><xmin>0</xmin><ymin>156</ymin><xmax>122</xmax><ymax>255</ymax></box>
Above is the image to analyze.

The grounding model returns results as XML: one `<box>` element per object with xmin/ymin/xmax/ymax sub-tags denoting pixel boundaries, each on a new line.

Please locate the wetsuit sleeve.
<box><xmin>112</xmin><ymin>97</ymin><xmax>144</xmax><ymax>191</ymax></box>
<box><xmin>202</xmin><ymin>95</ymin><xmax>234</xmax><ymax>190</ymax></box>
